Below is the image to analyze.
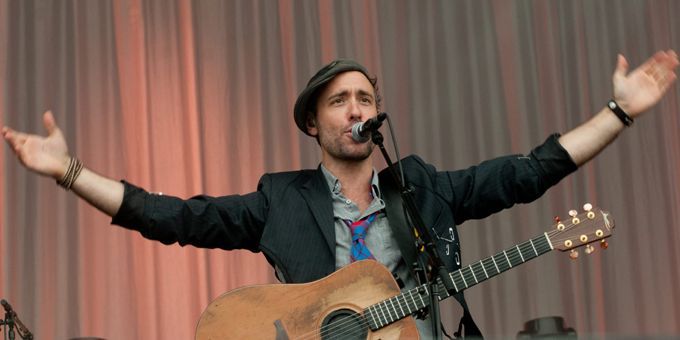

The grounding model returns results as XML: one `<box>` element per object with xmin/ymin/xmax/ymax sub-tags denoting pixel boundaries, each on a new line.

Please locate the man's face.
<box><xmin>307</xmin><ymin>71</ymin><xmax>378</xmax><ymax>163</ymax></box>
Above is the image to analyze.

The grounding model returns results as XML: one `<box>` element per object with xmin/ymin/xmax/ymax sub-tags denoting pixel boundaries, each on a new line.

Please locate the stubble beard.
<box><xmin>320</xmin><ymin>131</ymin><xmax>374</xmax><ymax>162</ymax></box>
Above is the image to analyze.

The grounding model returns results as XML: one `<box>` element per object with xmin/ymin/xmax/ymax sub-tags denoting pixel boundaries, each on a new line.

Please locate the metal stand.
<box><xmin>0</xmin><ymin>300</ymin><xmax>32</xmax><ymax>340</ymax></box>
<box><xmin>372</xmin><ymin>130</ymin><xmax>457</xmax><ymax>339</ymax></box>
<box><xmin>1</xmin><ymin>310</ymin><xmax>17</xmax><ymax>340</ymax></box>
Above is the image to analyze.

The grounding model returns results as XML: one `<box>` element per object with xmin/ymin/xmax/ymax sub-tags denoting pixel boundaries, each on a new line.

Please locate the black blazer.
<box><xmin>113</xmin><ymin>134</ymin><xmax>576</xmax><ymax>284</ymax></box>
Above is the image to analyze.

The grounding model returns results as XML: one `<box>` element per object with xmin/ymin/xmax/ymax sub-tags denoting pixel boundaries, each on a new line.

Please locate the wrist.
<box><xmin>607</xmin><ymin>99</ymin><xmax>634</xmax><ymax>127</ymax></box>
<box><xmin>54</xmin><ymin>156</ymin><xmax>71</xmax><ymax>180</ymax></box>
<box><xmin>56</xmin><ymin>157</ymin><xmax>84</xmax><ymax>190</ymax></box>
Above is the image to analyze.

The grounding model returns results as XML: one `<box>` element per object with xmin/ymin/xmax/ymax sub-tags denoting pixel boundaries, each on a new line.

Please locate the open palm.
<box><xmin>2</xmin><ymin>111</ymin><xmax>70</xmax><ymax>179</ymax></box>
<box><xmin>613</xmin><ymin>50</ymin><xmax>679</xmax><ymax>117</ymax></box>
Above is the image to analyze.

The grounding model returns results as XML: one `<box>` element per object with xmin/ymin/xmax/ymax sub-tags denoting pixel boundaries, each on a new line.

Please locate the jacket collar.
<box><xmin>299</xmin><ymin>166</ymin><xmax>336</xmax><ymax>255</ymax></box>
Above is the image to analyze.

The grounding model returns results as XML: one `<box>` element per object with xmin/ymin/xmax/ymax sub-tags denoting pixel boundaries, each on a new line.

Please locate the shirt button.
<box><xmin>345</xmin><ymin>199</ymin><xmax>351</xmax><ymax>205</ymax></box>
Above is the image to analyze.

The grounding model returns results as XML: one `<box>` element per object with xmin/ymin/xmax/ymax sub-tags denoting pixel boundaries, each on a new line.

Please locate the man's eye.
<box><xmin>331</xmin><ymin>98</ymin><xmax>344</xmax><ymax>104</ymax></box>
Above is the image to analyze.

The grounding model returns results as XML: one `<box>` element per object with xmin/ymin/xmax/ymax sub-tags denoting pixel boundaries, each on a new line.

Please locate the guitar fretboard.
<box><xmin>363</xmin><ymin>233</ymin><xmax>553</xmax><ymax>330</ymax></box>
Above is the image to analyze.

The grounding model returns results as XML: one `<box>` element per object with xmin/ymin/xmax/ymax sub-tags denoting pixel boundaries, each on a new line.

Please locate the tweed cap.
<box><xmin>294</xmin><ymin>59</ymin><xmax>371</xmax><ymax>136</ymax></box>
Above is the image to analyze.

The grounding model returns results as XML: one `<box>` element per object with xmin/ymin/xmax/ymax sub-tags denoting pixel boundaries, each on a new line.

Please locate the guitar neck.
<box><xmin>363</xmin><ymin>233</ymin><xmax>554</xmax><ymax>331</ymax></box>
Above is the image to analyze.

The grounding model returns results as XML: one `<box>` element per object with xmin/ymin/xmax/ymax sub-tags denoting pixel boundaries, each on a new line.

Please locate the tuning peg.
<box><xmin>600</xmin><ymin>239</ymin><xmax>609</xmax><ymax>249</ymax></box>
<box><xmin>584</xmin><ymin>203</ymin><xmax>596</xmax><ymax>219</ymax></box>
<box><xmin>569</xmin><ymin>249</ymin><xmax>579</xmax><ymax>260</ymax></box>
<box><xmin>569</xmin><ymin>209</ymin><xmax>581</xmax><ymax>224</ymax></box>
<box><xmin>585</xmin><ymin>244</ymin><xmax>595</xmax><ymax>254</ymax></box>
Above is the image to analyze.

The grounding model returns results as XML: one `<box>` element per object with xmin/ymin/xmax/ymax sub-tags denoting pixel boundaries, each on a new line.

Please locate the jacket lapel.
<box><xmin>299</xmin><ymin>168</ymin><xmax>336</xmax><ymax>256</ymax></box>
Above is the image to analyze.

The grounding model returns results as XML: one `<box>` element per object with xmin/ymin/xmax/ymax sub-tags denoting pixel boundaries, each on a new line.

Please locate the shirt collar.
<box><xmin>320</xmin><ymin>164</ymin><xmax>382</xmax><ymax>199</ymax></box>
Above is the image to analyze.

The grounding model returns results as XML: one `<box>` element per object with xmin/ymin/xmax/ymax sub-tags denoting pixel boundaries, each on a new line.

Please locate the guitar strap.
<box><xmin>379</xmin><ymin>170</ymin><xmax>483</xmax><ymax>339</ymax></box>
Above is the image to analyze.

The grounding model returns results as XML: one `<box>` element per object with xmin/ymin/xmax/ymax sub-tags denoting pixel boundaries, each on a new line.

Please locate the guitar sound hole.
<box><xmin>320</xmin><ymin>309</ymin><xmax>368</xmax><ymax>340</ymax></box>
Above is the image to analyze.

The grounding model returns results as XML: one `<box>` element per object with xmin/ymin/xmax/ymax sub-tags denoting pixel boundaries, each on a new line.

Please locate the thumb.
<box><xmin>43</xmin><ymin>110</ymin><xmax>58</xmax><ymax>135</ymax></box>
<box><xmin>613</xmin><ymin>54</ymin><xmax>629</xmax><ymax>82</ymax></box>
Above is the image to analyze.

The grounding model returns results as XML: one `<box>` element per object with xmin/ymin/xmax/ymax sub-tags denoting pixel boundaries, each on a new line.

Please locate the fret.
<box><xmin>408</xmin><ymin>290</ymin><xmax>418</xmax><ymax>312</ymax></box>
<box><xmin>515</xmin><ymin>245</ymin><xmax>525</xmax><ymax>262</ymax></box>
<box><xmin>452</xmin><ymin>270</ymin><xmax>466</xmax><ymax>291</ymax></box>
<box><xmin>369</xmin><ymin>305</ymin><xmax>385</xmax><ymax>328</ymax></box>
<box><xmin>378</xmin><ymin>302</ymin><xmax>388</xmax><ymax>325</ymax></box>
<box><xmin>365</xmin><ymin>306</ymin><xmax>376</xmax><ymax>329</ymax></box>
<box><xmin>418</xmin><ymin>286</ymin><xmax>428</xmax><ymax>307</ymax></box>
<box><xmin>450</xmin><ymin>272</ymin><xmax>460</xmax><ymax>292</ymax></box>
<box><xmin>529</xmin><ymin>238</ymin><xmax>538</xmax><ymax>256</ymax></box>
<box><xmin>460</xmin><ymin>269</ymin><xmax>469</xmax><ymax>288</ymax></box>
<box><xmin>471</xmin><ymin>262</ymin><xmax>485</xmax><ymax>283</ymax></box>
<box><xmin>469</xmin><ymin>265</ymin><xmax>479</xmax><ymax>284</ymax></box>
<box><xmin>519</xmin><ymin>241</ymin><xmax>535</xmax><ymax>261</ymax></box>
<box><xmin>389</xmin><ymin>298</ymin><xmax>399</xmax><ymax>319</ymax></box>
<box><xmin>382</xmin><ymin>300</ymin><xmax>396</xmax><ymax>323</ymax></box>
<box><xmin>503</xmin><ymin>251</ymin><xmax>513</xmax><ymax>268</ymax></box>
<box><xmin>491</xmin><ymin>255</ymin><xmax>501</xmax><ymax>273</ymax></box>
<box><xmin>482</xmin><ymin>258</ymin><xmax>497</xmax><ymax>276</ymax></box>
<box><xmin>543</xmin><ymin>232</ymin><xmax>554</xmax><ymax>250</ymax></box>
<box><xmin>480</xmin><ymin>260</ymin><xmax>489</xmax><ymax>279</ymax></box>
<box><xmin>538</xmin><ymin>236</ymin><xmax>553</xmax><ymax>254</ymax></box>
<box><xmin>506</xmin><ymin>247</ymin><xmax>521</xmax><ymax>267</ymax></box>
<box><xmin>396</xmin><ymin>295</ymin><xmax>406</xmax><ymax>317</ymax></box>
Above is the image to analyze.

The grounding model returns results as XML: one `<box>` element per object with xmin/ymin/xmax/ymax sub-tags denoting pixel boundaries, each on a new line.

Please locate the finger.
<box><xmin>639</xmin><ymin>52</ymin><xmax>664</xmax><ymax>75</ymax></box>
<box><xmin>669</xmin><ymin>49</ymin><xmax>678</xmax><ymax>64</ymax></box>
<box><xmin>43</xmin><ymin>110</ymin><xmax>57</xmax><ymax>135</ymax></box>
<box><xmin>659</xmin><ymin>73</ymin><xmax>677</xmax><ymax>94</ymax></box>
<box><xmin>613</xmin><ymin>54</ymin><xmax>629</xmax><ymax>80</ymax></box>
<box><xmin>664</xmin><ymin>49</ymin><xmax>679</xmax><ymax>69</ymax></box>
<box><xmin>2</xmin><ymin>128</ymin><xmax>28</xmax><ymax>150</ymax></box>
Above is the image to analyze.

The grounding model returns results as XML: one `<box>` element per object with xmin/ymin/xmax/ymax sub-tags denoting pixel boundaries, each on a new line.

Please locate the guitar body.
<box><xmin>195</xmin><ymin>260</ymin><xmax>419</xmax><ymax>340</ymax></box>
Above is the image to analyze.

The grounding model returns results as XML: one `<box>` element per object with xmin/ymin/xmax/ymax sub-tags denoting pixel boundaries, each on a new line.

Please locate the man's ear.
<box><xmin>306</xmin><ymin>114</ymin><xmax>318</xmax><ymax>136</ymax></box>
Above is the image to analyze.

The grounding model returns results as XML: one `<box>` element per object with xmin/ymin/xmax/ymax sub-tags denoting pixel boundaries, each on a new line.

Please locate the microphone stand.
<box><xmin>0</xmin><ymin>300</ymin><xmax>32</xmax><ymax>340</ymax></box>
<box><xmin>371</xmin><ymin>130</ymin><xmax>457</xmax><ymax>339</ymax></box>
<box><xmin>1</xmin><ymin>310</ymin><xmax>16</xmax><ymax>340</ymax></box>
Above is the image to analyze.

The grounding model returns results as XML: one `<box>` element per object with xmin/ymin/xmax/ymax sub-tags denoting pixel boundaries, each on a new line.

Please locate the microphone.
<box><xmin>351</xmin><ymin>112</ymin><xmax>388</xmax><ymax>143</ymax></box>
<box><xmin>1</xmin><ymin>299</ymin><xmax>33</xmax><ymax>340</ymax></box>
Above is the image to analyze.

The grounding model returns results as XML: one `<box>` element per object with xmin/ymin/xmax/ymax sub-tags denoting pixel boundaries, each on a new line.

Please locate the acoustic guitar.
<box><xmin>195</xmin><ymin>204</ymin><xmax>614</xmax><ymax>339</ymax></box>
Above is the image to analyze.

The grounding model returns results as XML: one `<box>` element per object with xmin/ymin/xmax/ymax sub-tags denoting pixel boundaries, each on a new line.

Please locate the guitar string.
<box><xmin>294</xmin><ymin>217</ymin><xmax>595</xmax><ymax>339</ymax></box>
<box><xmin>298</xmin><ymin>288</ymin><xmax>418</xmax><ymax>340</ymax></box>
<box><xmin>297</xmin><ymin>285</ymin><xmax>423</xmax><ymax>340</ymax></box>
<box><xmin>300</xmin><ymin>218</ymin><xmax>590</xmax><ymax>339</ymax></box>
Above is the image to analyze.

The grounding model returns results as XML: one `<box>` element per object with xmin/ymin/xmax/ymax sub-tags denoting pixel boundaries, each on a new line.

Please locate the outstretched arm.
<box><xmin>2</xmin><ymin>111</ymin><xmax>124</xmax><ymax>216</ymax></box>
<box><xmin>559</xmin><ymin>50</ymin><xmax>679</xmax><ymax>166</ymax></box>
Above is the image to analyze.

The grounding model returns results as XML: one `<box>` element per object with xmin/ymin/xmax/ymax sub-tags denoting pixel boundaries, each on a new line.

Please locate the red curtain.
<box><xmin>2</xmin><ymin>0</ymin><xmax>679</xmax><ymax>338</ymax></box>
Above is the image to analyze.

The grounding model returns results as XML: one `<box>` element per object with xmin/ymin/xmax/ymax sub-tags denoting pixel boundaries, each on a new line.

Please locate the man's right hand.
<box><xmin>2</xmin><ymin>110</ymin><xmax>71</xmax><ymax>180</ymax></box>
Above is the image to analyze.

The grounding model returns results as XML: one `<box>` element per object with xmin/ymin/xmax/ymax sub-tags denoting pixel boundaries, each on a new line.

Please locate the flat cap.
<box><xmin>294</xmin><ymin>59</ymin><xmax>371</xmax><ymax>136</ymax></box>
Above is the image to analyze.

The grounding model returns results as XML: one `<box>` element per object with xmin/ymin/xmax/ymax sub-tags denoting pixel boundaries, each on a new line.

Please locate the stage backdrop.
<box><xmin>1</xmin><ymin>0</ymin><xmax>679</xmax><ymax>338</ymax></box>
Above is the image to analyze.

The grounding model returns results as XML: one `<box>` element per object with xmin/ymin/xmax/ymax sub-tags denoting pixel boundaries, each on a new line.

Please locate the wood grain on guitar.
<box><xmin>195</xmin><ymin>260</ymin><xmax>418</xmax><ymax>340</ymax></box>
<box><xmin>195</xmin><ymin>205</ymin><xmax>614</xmax><ymax>339</ymax></box>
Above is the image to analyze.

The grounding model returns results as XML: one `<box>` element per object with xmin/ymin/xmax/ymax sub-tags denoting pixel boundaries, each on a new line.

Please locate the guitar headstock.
<box><xmin>548</xmin><ymin>203</ymin><xmax>615</xmax><ymax>259</ymax></box>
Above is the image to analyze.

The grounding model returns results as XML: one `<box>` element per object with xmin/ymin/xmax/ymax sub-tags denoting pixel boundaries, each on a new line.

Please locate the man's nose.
<box><xmin>347</xmin><ymin>99</ymin><xmax>363</xmax><ymax>120</ymax></box>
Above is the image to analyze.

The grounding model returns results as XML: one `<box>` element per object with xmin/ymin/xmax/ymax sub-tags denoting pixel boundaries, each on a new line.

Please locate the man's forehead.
<box><xmin>321</xmin><ymin>71</ymin><xmax>374</xmax><ymax>95</ymax></box>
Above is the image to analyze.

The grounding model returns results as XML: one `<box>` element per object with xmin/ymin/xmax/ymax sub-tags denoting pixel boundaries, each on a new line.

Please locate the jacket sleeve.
<box><xmin>433</xmin><ymin>133</ymin><xmax>577</xmax><ymax>224</ymax></box>
<box><xmin>110</xmin><ymin>174</ymin><xmax>271</xmax><ymax>251</ymax></box>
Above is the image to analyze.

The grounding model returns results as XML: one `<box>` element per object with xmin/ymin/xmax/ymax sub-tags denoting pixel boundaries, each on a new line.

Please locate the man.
<box><xmin>2</xmin><ymin>51</ymin><xmax>678</xmax><ymax>338</ymax></box>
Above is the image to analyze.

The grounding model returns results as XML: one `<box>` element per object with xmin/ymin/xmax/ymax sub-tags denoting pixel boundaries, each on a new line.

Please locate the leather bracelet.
<box><xmin>607</xmin><ymin>100</ymin><xmax>634</xmax><ymax>127</ymax></box>
<box><xmin>57</xmin><ymin>157</ymin><xmax>84</xmax><ymax>190</ymax></box>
